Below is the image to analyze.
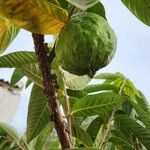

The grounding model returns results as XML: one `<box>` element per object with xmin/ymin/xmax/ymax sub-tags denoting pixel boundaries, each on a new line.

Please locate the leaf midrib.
<box><xmin>71</xmin><ymin>100</ymin><xmax>121</xmax><ymax>115</ymax></box>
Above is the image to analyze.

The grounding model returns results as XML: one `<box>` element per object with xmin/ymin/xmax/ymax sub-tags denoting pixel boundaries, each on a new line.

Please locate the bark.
<box><xmin>32</xmin><ymin>33</ymin><xmax>72</xmax><ymax>149</ymax></box>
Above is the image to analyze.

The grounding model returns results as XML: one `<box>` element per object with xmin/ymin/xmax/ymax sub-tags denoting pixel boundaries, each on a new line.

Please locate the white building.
<box><xmin>0</xmin><ymin>80</ymin><xmax>21</xmax><ymax>124</ymax></box>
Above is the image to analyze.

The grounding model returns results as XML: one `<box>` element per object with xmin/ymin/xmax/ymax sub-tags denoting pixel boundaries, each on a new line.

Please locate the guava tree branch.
<box><xmin>32</xmin><ymin>33</ymin><xmax>72</xmax><ymax>149</ymax></box>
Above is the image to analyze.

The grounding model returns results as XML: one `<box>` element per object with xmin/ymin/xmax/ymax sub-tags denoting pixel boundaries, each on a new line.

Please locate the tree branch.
<box><xmin>32</xmin><ymin>33</ymin><xmax>72</xmax><ymax>149</ymax></box>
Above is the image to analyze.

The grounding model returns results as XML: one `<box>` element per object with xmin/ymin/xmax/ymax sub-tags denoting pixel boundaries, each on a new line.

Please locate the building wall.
<box><xmin>0</xmin><ymin>81</ymin><xmax>21</xmax><ymax>124</ymax></box>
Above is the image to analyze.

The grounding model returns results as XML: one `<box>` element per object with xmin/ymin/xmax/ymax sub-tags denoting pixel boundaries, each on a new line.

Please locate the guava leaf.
<box><xmin>87</xmin><ymin>1</ymin><xmax>106</xmax><ymax>19</ymax></box>
<box><xmin>0</xmin><ymin>51</ymin><xmax>37</xmax><ymax>68</ymax></box>
<box><xmin>67</xmin><ymin>89</ymin><xmax>87</xmax><ymax>99</ymax></box>
<box><xmin>35</xmin><ymin>122</ymin><xmax>54</xmax><ymax>150</ymax></box>
<box><xmin>117</xmin><ymin>114</ymin><xmax>150</xmax><ymax>149</ymax></box>
<box><xmin>21</xmin><ymin>63</ymin><xmax>43</xmax><ymax>88</ymax></box>
<box><xmin>71</xmin><ymin>92</ymin><xmax>123</xmax><ymax>117</ymax></box>
<box><xmin>121</xmin><ymin>0</ymin><xmax>150</xmax><ymax>26</ymax></box>
<box><xmin>0</xmin><ymin>122</ymin><xmax>20</xmax><ymax>143</ymax></box>
<box><xmin>10</xmin><ymin>68</ymin><xmax>24</xmax><ymax>85</ymax></box>
<box><xmin>128</xmin><ymin>100</ymin><xmax>150</xmax><ymax>130</ymax></box>
<box><xmin>136</xmin><ymin>91</ymin><xmax>150</xmax><ymax>114</ymax></box>
<box><xmin>83</xmin><ymin>84</ymin><xmax>118</xmax><ymax>94</ymax></box>
<box><xmin>0</xmin><ymin>123</ymin><xmax>26</xmax><ymax>149</ymax></box>
<box><xmin>26</xmin><ymin>79</ymin><xmax>32</xmax><ymax>88</ymax></box>
<box><xmin>109</xmin><ymin>130</ymin><xmax>134</xmax><ymax>150</ymax></box>
<box><xmin>0</xmin><ymin>15</ymin><xmax>19</xmax><ymax>54</ymax></box>
<box><xmin>61</xmin><ymin>69</ymin><xmax>90</xmax><ymax>90</ymax></box>
<box><xmin>72</xmin><ymin>125</ymin><xmax>93</xmax><ymax>147</ymax></box>
<box><xmin>27</xmin><ymin>84</ymin><xmax>51</xmax><ymax>143</ymax></box>
<box><xmin>49</xmin><ymin>139</ymin><xmax>60</xmax><ymax>149</ymax></box>
<box><xmin>94</xmin><ymin>72</ymin><xmax>124</xmax><ymax>80</ymax></box>
<box><xmin>86</xmin><ymin>117</ymin><xmax>103</xmax><ymax>142</ymax></box>
<box><xmin>66</xmin><ymin>0</ymin><xmax>99</xmax><ymax>10</ymax></box>
<box><xmin>57</xmin><ymin>0</ymin><xmax>69</xmax><ymax>10</ymax></box>
<box><xmin>0</xmin><ymin>0</ymin><xmax>68</xmax><ymax>34</ymax></box>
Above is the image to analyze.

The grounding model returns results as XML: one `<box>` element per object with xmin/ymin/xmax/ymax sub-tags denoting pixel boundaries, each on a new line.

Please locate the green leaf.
<box><xmin>26</xmin><ymin>79</ymin><xmax>32</xmax><ymax>88</ymax></box>
<box><xmin>0</xmin><ymin>126</ymin><xmax>7</xmax><ymax>136</ymax></box>
<box><xmin>86</xmin><ymin>1</ymin><xmax>106</xmax><ymax>19</ymax></box>
<box><xmin>109</xmin><ymin>130</ymin><xmax>134</xmax><ymax>150</ymax></box>
<box><xmin>27</xmin><ymin>84</ymin><xmax>51</xmax><ymax>143</ymax></box>
<box><xmin>67</xmin><ymin>89</ymin><xmax>87</xmax><ymax>99</ymax></box>
<box><xmin>83</xmin><ymin>84</ymin><xmax>118</xmax><ymax>94</ymax></box>
<box><xmin>0</xmin><ymin>51</ymin><xmax>37</xmax><ymax>68</ymax></box>
<box><xmin>109</xmin><ymin>136</ymin><xmax>134</xmax><ymax>150</ymax></box>
<box><xmin>22</xmin><ymin>64</ymin><xmax>62</xmax><ymax>90</ymax></box>
<box><xmin>69</xmin><ymin>97</ymin><xmax>80</xmax><ymax>110</ymax></box>
<box><xmin>117</xmin><ymin>114</ymin><xmax>150</xmax><ymax>149</ymax></box>
<box><xmin>123</xmin><ymin>86</ymin><xmax>136</xmax><ymax>101</ymax></box>
<box><xmin>86</xmin><ymin>117</ymin><xmax>103</xmax><ymax>142</ymax></box>
<box><xmin>93</xmin><ymin>124</ymin><xmax>105</xmax><ymax>148</ymax></box>
<box><xmin>128</xmin><ymin>100</ymin><xmax>150</xmax><ymax>130</ymax></box>
<box><xmin>0</xmin><ymin>15</ymin><xmax>20</xmax><ymax>54</ymax></box>
<box><xmin>125</xmin><ymin>79</ymin><xmax>140</xmax><ymax>97</ymax></box>
<box><xmin>49</xmin><ymin>139</ymin><xmax>60</xmax><ymax>149</ymax></box>
<box><xmin>114</xmin><ymin>110</ymin><xmax>134</xmax><ymax>146</ymax></box>
<box><xmin>66</xmin><ymin>0</ymin><xmax>99</xmax><ymax>10</ymax></box>
<box><xmin>0</xmin><ymin>122</ymin><xmax>20</xmax><ymax>143</ymax></box>
<box><xmin>112</xmin><ymin>78</ymin><xmax>123</xmax><ymax>88</ymax></box>
<box><xmin>0</xmin><ymin>123</ymin><xmax>25</xmax><ymax>150</ymax></box>
<box><xmin>94</xmin><ymin>73</ymin><xmax>124</xmax><ymax>80</ymax></box>
<box><xmin>21</xmin><ymin>63</ymin><xmax>43</xmax><ymax>88</ymax></box>
<box><xmin>122</xmin><ymin>101</ymin><xmax>133</xmax><ymax>115</ymax></box>
<box><xmin>72</xmin><ymin>125</ymin><xmax>93</xmax><ymax>147</ymax></box>
<box><xmin>0</xmin><ymin>0</ymin><xmax>68</xmax><ymax>34</ymax></box>
<box><xmin>136</xmin><ymin>91</ymin><xmax>150</xmax><ymax>114</ymax></box>
<box><xmin>35</xmin><ymin>122</ymin><xmax>54</xmax><ymax>150</ymax></box>
<box><xmin>0</xmin><ymin>141</ymin><xmax>10</xmax><ymax>150</ymax></box>
<box><xmin>71</xmin><ymin>92</ymin><xmax>123</xmax><ymax>117</ymax></box>
<box><xmin>121</xmin><ymin>0</ymin><xmax>150</xmax><ymax>26</ymax></box>
<box><xmin>61</xmin><ymin>69</ymin><xmax>91</xmax><ymax>90</ymax></box>
<box><xmin>104</xmin><ymin>142</ymin><xmax>116</xmax><ymax>150</ymax></box>
<box><xmin>10</xmin><ymin>68</ymin><xmax>24</xmax><ymax>85</ymax></box>
<box><xmin>57</xmin><ymin>0</ymin><xmax>69</xmax><ymax>10</ymax></box>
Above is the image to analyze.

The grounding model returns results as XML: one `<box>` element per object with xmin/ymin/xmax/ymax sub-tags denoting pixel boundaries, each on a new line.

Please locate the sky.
<box><xmin>0</xmin><ymin>0</ymin><xmax>150</xmax><ymax>133</ymax></box>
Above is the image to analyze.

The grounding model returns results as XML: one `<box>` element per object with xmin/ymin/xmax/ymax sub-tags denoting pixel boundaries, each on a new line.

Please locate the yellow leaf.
<box><xmin>0</xmin><ymin>0</ymin><xmax>68</xmax><ymax>34</ymax></box>
<box><xmin>0</xmin><ymin>15</ymin><xmax>20</xmax><ymax>54</ymax></box>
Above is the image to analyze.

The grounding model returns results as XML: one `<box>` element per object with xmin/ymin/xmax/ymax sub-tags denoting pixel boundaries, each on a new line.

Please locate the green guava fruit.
<box><xmin>55</xmin><ymin>12</ymin><xmax>117</xmax><ymax>77</ymax></box>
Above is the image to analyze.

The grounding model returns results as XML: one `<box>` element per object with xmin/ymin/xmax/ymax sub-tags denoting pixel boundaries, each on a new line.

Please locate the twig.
<box><xmin>99</xmin><ymin>110</ymin><xmax>115</xmax><ymax>149</ymax></box>
<box><xmin>32</xmin><ymin>33</ymin><xmax>72</xmax><ymax>149</ymax></box>
<box><xmin>60</xmin><ymin>69</ymin><xmax>73</xmax><ymax>144</ymax></box>
<box><xmin>64</xmin><ymin>85</ymin><xmax>72</xmax><ymax>141</ymax></box>
<box><xmin>135</xmin><ymin>137</ymin><xmax>142</xmax><ymax>150</ymax></box>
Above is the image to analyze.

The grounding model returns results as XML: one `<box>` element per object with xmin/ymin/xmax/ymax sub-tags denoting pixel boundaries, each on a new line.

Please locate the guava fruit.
<box><xmin>55</xmin><ymin>12</ymin><xmax>117</xmax><ymax>77</ymax></box>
